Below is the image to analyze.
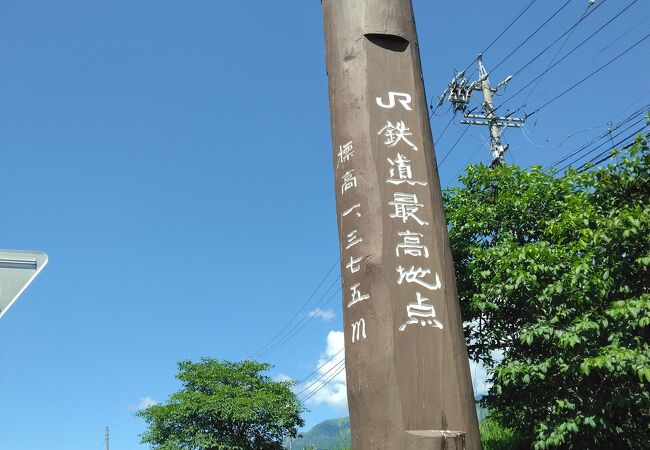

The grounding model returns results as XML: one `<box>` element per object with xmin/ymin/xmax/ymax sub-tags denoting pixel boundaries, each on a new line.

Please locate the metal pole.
<box><xmin>321</xmin><ymin>1</ymin><xmax>481</xmax><ymax>448</ymax></box>
<box><xmin>105</xmin><ymin>426</ymin><xmax>109</xmax><ymax>450</ymax></box>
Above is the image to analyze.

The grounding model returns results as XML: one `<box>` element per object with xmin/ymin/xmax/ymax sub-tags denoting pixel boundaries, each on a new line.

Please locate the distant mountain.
<box><xmin>476</xmin><ymin>402</ymin><xmax>488</xmax><ymax>423</ymax></box>
<box><xmin>290</xmin><ymin>417</ymin><xmax>350</xmax><ymax>450</ymax></box>
<box><xmin>290</xmin><ymin>405</ymin><xmax>487</xmax><ymax>450</ymax></box>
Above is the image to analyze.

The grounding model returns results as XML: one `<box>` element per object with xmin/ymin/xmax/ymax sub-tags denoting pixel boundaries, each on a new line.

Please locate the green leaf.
<box><xmin>137</xmin><ymin>358</ymin><xmax>305</xmax><ymax>449</ymax></box>
<box><xmin>444</xmin><ymin>135</ymin><xmax>650</xmax><ymax>448</ymax></box>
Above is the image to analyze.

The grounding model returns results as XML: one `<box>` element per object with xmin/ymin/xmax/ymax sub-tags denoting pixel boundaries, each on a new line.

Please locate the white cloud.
<box><xmin>469</xmin><ymin>360</ymin><xmax>491</xmax><ymax>398</ymax></box>
<box><xmin>469</xmin><ymin>349</ymin><xmax>503</xmax><ymax>398</ymax></box>
<box><xmin>307</xmin><ymin>308</ymin><xmax>335</xmax><ymax>322</ymax></box>
<box><xmin>297</xmin><ymin>330</ymin><xmax>493</xmax><ymax>408</ymax></box>
<box><xmin>135</xmin><ymin>396</ymin><xmax>158</xmax><ymax>410</ymax></box>
<box><xmin>273</xmin><ymin>373</ymin><xmax>293</xmax><ymax>382</ymax></box>
<box><xmin>464</xmin><ymin>319</ymin><xmax>500</xmax><ymax>398</ymax></box>
<box><xmin>299</xmin><ymin>330</ymin><xmax>347</xmax><ymax>409</ymax></box>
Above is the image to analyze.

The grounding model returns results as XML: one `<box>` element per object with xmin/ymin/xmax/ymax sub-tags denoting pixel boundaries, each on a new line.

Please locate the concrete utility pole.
<box><xmin>322</xmin><ymin>1</ymin><xmax>480</xmax><ymax>449</ymax></box>
<box><xmin>438</xmin><ymin>54</ymin><xmax>525</xmax><ymax>166</ymax></box>
<box><xmin>478</xmin><ymin>56</ymin><xmax>508</xmax><ymax>165</ymax></box>
<box><xmin>105</xmin><ymin>426</ymin><xmax>109</xmax><ymax>450</ymax></box>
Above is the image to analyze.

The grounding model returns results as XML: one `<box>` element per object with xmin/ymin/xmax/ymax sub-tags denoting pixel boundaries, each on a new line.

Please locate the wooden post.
<box><xmin>322</xmin><ymin>1</ymin><xmax>481</xmax><ymax>448</ymax></box>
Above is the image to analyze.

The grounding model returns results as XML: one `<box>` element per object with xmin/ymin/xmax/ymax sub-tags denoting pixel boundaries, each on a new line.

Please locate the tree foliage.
<box><xmin>444</xmin><ymin>133</ymin><xmax>650</xmax><ymax>449</ymax></box>
<box><xmin>479</xmin><ymin>417</ymin><xmax>524</xmax><ymax>450</ymax></box>
<box><xmin>137</xmin><ymin>358</ymin><xmax>305</xmax><ymax>450</ymax></box>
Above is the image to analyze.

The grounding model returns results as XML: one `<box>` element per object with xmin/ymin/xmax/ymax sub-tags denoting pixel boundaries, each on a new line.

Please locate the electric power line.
<box><xmin>531</xmin><ymin>13</ymin><xmax>650</xmax><ymax>105</ymax></box>
<box><xmin>300</xmin><ymin>364</ymin><xmax>346</xmax><ymax>403</ymax></box>
<box><xmin>575</xmin><ymin>126</ymin><xmax>648</xmax><ymax>172</ymax></box>
<box><xmin>296</xmin><ymin>358</ymin><xmax>345</xmax><ymax>397</ymax></box>
<box><xmin>296</xmin><ymin>348</ymin><xmax>345</xmax><ymax>385</ymax></box>
<box><xmin>556</xmin><ymin>115</ymin><xmax>647</xmax><ymax>171</ymax></box>
<box><xmin>480</xmin><ymin>0</ymin><xmax>540</xmax><ymax>59</ymax></box>
<box><xmin>496</xmin><ymin>0</ymin><xmax>640</xmax><ymax>113</ymax></box>
<box><xmin>611</xmin><ymin>90</ymin><xmax>650</xmax><ymax>122</ymax></box>
<box><xmin>261</xmin><ymin>284</ymin><xmax>342</xmax><ymax>359</ymax></box>
<box><xmin>431</xmin><ymin>0</ymin><xmax>539</xmax><ymax>116</ymax></box>
<box><xmin>491</xmin><ymin>0</ymin><xmax>573</xmax><ymax>73</ymax></box>
<box><xmin>275</xmin><ymin>297</ymin><xmax>342</xmax><ymax>363</ymax></box>
<box><xmin>536</xmin><ymin>101</ymin><xmax>649</xmax><ymax>154</ymax></box>
<box><xmin>552</xmin><ymin>110</ymin><xmax>647</xmax><ymax>169</ymax></box>
<box><xmin>254</xmin><ymin>278</ymin><xmax>341</xmax><ymax>358</ymax></box>
<box><xmin>551</xmin><ymin>105</ymin><xmax>649</xmax><ymax>166</ymax></box>
<box><xmin>505</xmin><ymin>0</ymin><xmax>606</xmax><ymax>83</ymax></box>
<box><xmin>463</xmin><ymin>0</ymin><xmax>540</xmax><ymax>75</ymax></box>
<box><xmin>526</xmin><ymin>33</ymin><xmax>650</xmax><ymax>119</ymax></box>
<box><xmin>438</xmin><ymin>126</ymin><xmax>470</xmax><ymax>169</ymax></box>
<box><xmin>538</xmin><ymin>124</ymin><xmax>609</xmax><ymax>150</ymax></box>
<box><xmin>442</xmin><ymin>141</ymin><xmax>485</xmax><ymax>188</ymax></box>
<box><xmin>520</xmin><ymin>3</ymin><xmax>592</xmax><ymax>106</ymax></box>
<box><xmin>250</xmin><ymin>258</ymin><xmax>340</xmax><ymax>357</ymax></box>
<box><xmin>434</xmin><ymin>115</ymin><xmax>455</xmax><ymax>144</ymax></box>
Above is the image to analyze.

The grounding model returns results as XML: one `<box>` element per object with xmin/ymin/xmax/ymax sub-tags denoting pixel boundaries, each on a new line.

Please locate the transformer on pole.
<box><xmin>438</xmin><ymin>54</ymin><xmax>525</xmax><ymax>166</ymax></box>
<box><xmin>321</xmin><ymin>1</ymin><xmax>481</xmax><ymax>448</ymax></box>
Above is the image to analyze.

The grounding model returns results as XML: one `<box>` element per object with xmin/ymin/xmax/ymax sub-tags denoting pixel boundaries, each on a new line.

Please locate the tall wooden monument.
<box><xmin>322</xmin><ymin>1</ymin><xmax>481</xmax><ymax>448</ymax></box>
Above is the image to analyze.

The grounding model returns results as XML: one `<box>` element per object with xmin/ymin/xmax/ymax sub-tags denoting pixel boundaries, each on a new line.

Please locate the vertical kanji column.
<box><xmin>322</xmin><ymin>1</ymin><xmax>481</xmax><ymax>449</ymax></box>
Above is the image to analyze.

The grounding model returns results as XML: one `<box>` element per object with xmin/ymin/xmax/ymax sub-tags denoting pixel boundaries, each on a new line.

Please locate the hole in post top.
<box><xmin>364</xmin><ymin>33</ymin><xmax>409</xmax><ymax>52</ymax></box>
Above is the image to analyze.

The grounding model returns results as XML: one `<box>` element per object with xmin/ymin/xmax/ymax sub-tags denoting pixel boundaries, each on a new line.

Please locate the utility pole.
<box><xmin>322</xmin><ymin>1</ymin><xmax>480</xmax><ymax>449</ymax></box>
<box><xmin>105</xmin><ymin>426</ymin><xmax>109</xmax><ymax>450</ymax></box>
<box><xmin>438</xmin><ymin>54</ymin><xmax>525</xmax><ymax>166</ymax></box>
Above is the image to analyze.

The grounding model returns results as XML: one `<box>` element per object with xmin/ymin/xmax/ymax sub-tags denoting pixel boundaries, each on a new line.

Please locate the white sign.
<box><xmin>0</xmin><ymin>250</ymin><xmax>48</xmax><ymax>319</ymax></box>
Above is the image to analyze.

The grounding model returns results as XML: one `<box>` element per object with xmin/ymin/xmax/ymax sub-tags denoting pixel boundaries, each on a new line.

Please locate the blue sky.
<box><xmin>1</xmin><ymin>1</ymin><xmax>648</xmax><ymax>448</ymax></box>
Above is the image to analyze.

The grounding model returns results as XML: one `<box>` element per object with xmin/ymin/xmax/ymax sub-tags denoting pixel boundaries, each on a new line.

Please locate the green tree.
<box><xmin>479</xmin><ymin>417</ymin><xmax>524</xmax><ymax>450</ymax></box>
<box><xmin>137</xmin><ymin>358</ymin><xmax>305</xmax><ymax>450</ymax></box>
<box><xmin>444</xmin><ymin>133</ymin><xmax>650</xmax><ymax>449</ymax></box>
